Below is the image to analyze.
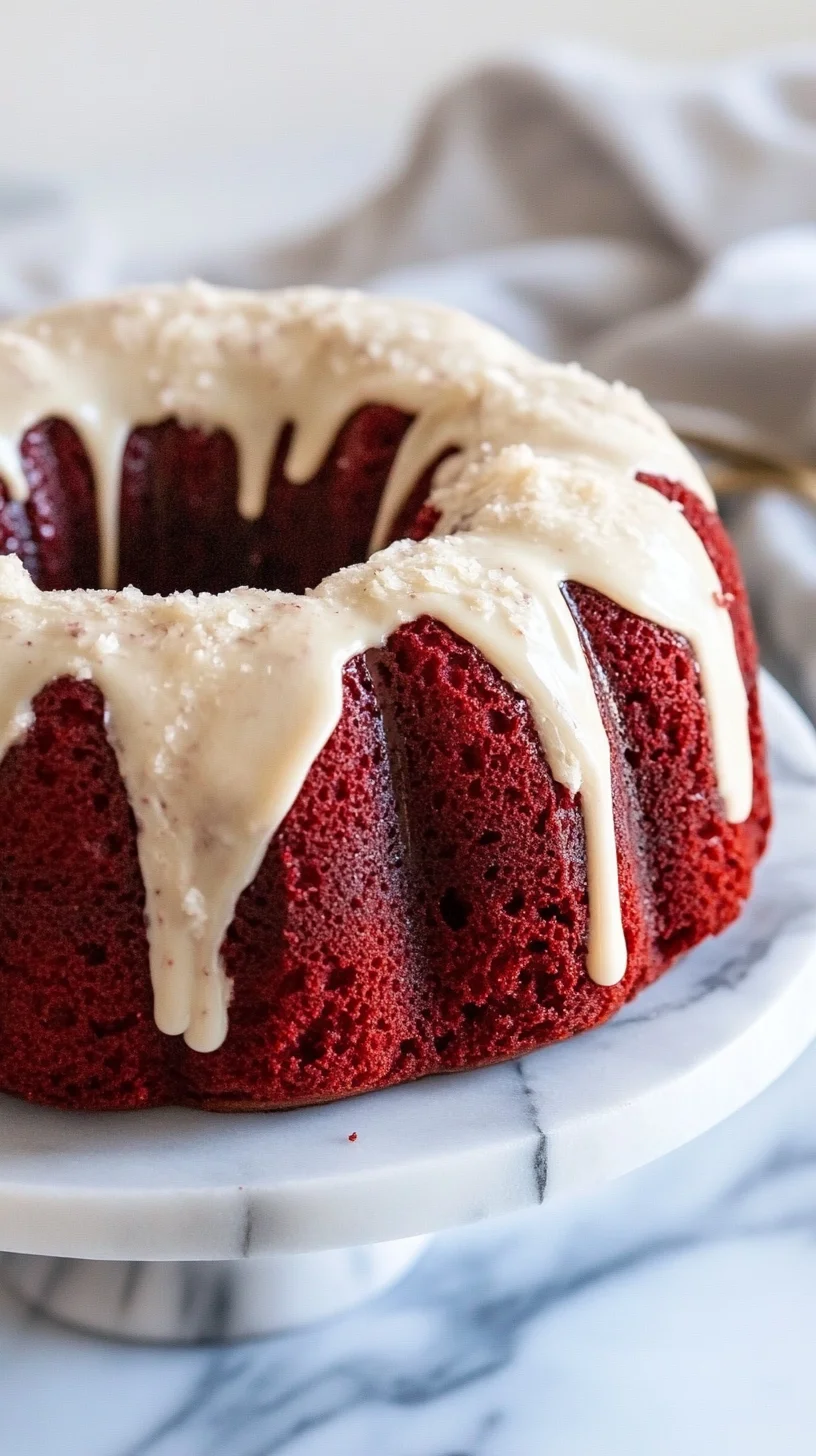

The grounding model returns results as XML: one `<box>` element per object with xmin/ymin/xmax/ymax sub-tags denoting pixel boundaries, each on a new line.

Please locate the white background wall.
<box><xmin>1</xmin><ymin>0</ymin><xmax>814</xmax><ymax>272</ymax></box>
<box><xmin>2</xmin><ymin>0</ymin><xmax>814</xmax><ymax>177</ymax></box>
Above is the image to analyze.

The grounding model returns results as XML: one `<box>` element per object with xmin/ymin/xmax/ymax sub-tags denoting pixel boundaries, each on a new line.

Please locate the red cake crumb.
<box><xmin>0</xmin><ymin>409</ymin><xmax>770</xmax><ymax>1110</ymax></box>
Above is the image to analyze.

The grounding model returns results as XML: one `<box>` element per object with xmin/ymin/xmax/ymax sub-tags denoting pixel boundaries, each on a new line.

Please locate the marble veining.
<box><xmin>3</xmin><ymin>1069</ymin><xmax>816</xmax><ymax>1456</ymax></box>
<box><xmin>511</xmin><ymin>1061</ymin><xmax>548</xmax><ymax>1203</ymax></box>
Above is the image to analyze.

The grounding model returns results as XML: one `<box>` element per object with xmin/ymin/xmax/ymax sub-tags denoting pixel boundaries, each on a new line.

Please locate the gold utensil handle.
<box><xmin>677</xmin><ymin>429</ymin><xmax>816</xmax><ymax>508</ymax></box>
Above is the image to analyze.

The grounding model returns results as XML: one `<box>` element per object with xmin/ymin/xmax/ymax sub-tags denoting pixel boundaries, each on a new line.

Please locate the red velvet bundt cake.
<box><xmin>0</xmin><ymin>283</ymin><xmax>770</xmax><ymax>1110</ymax></box>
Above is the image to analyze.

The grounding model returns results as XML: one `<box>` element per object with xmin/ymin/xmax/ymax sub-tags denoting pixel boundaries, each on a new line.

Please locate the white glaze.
<box><xmin>0</xmin><ymin>284</ymin><xmax>751</xmax><ymax>1051</ymax></box>
<box><xmin>0</xmin><ymin>282</ymin><xmax>715</xmax><ymax>586</ymax></box>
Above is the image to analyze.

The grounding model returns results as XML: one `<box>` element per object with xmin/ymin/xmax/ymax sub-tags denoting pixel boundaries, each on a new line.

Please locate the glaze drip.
<box><xmin>0</xmin><ymin>284</ymin><xmax>751</xmax><ymax>1052</ymax></box>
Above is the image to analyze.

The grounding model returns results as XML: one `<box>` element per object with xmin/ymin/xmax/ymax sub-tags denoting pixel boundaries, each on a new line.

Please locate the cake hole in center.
<box><xmin>6</xmin><ymin>405</ymin><xmax>440</xmax><ymax>596</ymax></box>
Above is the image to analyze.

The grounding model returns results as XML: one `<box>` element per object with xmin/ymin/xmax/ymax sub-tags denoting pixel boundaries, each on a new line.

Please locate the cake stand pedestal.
<box><xmin>2</xmin><ymin>676</ymin><xmax>816</xmax><ymax>1343</ymax></box>
<box><xmin>0</xmin><ymin>1238</ymin><xmax>431</xmax><ymax>1339</ymax></box>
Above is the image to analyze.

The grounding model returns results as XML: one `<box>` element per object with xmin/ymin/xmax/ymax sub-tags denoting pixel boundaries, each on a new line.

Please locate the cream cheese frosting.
<box><xmin>0</xmin><ymin>283</ymin><xmax>751</xmax><ymax>1052</ymax></box>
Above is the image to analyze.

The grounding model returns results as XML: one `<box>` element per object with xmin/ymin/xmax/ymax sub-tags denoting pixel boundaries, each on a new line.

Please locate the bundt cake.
<box><xmin>0</xmin><ymin>282</ymin><xmax>770</xmax><ymax>1111</ymax></box>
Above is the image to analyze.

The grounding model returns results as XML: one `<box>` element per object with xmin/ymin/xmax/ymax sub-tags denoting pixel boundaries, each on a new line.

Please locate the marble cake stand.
<box><xmin>1</xmin><ymin>674</ymin><xmax>815</xmax><ymax>1343</ymax></box>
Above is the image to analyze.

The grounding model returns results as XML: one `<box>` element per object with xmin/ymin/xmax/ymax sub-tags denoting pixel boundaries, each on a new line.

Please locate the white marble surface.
<box><xmin>0</xmin><ymin>673</ymin><xmax>811</xmax><ymax>1270</ymax></box>
<box><xmin>2</xmin><ymin>1043</ymin><xmax>816</xmax><ymax>1454</ymax></box>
